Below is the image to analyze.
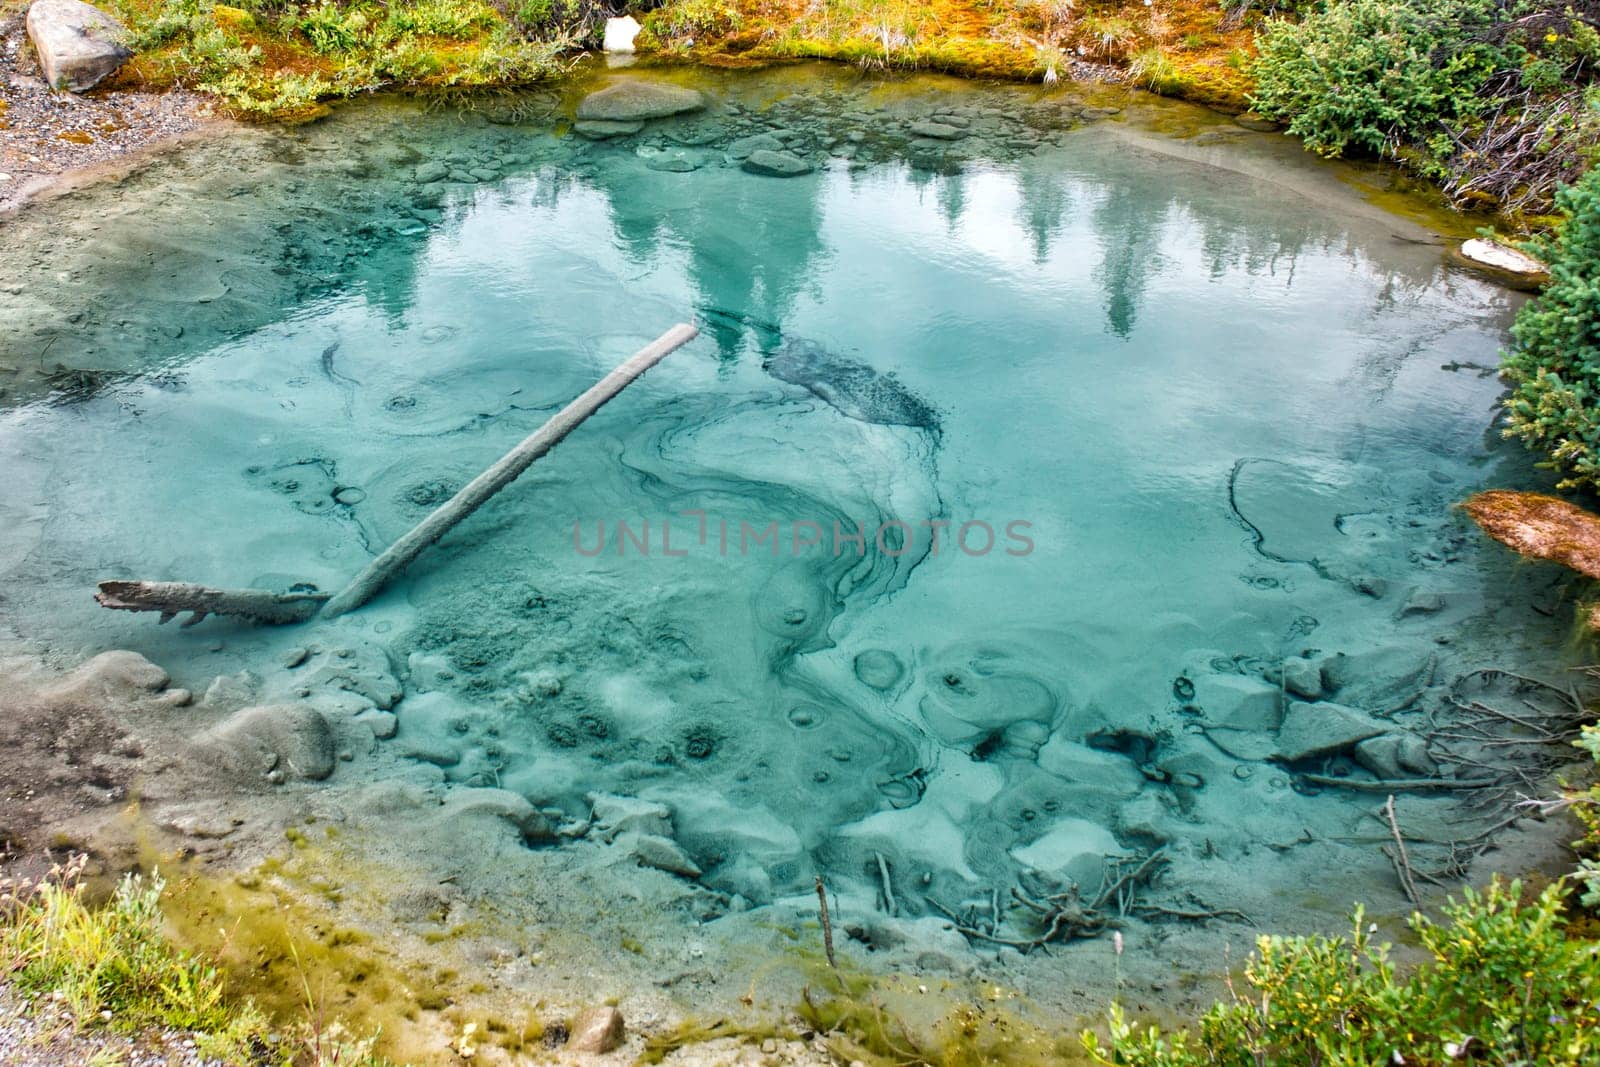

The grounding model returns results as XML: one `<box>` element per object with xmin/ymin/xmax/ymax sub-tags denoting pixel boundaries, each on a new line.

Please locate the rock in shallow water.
<box><xmin>908</xmin><ymin>120</ymin><xmax>964</xmax><ymax>140</ymax></box>
<box><xmin>576</xmin><ymin>81</ymin><xmax>705</xmax><ymax>122</ymax></box>
<box><xmin>42</xmin><ymin>650</ymin><xmax>173</xmax><ymax>706</ymax></box>
<box><xmin>574</xmin><ymin>119</ymin><xmax>643</xmax><ymax>140</ymax></box>
<box><xmin>1273</xmin><ymin>701</ymin><xmax>1387</xmax><ymax>762</ymax></box>
<box><xmin>197</xmin><ymin>704</ymin><xmax>336</xmax><ymax>782</ymax></box>
<box><xmin>1455</xmin><ymin>238</ymin><xmax>1549</xmax><ymax>290</ymax></box>
<box><xmin>726</xmin><ymin>132</ymin><xmax>783</xmax><ymax>160</ymax></box>
<box><xmin>26</xmin><ymin>0</ymin><xmax>131</xmax><ymax>92</ymax></box>
<box><xmin>742</xmin><ymin>149</ymin><xmax>813</xmax><ymax>177</ymax></box>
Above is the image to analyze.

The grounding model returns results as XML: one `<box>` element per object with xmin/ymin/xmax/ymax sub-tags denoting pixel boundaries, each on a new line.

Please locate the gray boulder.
<box><xmin>725</xmin><ymin>132</ymin><xmax>783</xmax><ymax>160</ymax></box>
<box><xmin>742</xmin><ymin>149</ymin><xmax>812</xmax><ymax>177</ymax></box>
<box><xmin>908</xmin><ymin>120</ymin><xmax>963</xmax><ymax>140</ymax></box>
<box><xmin>1274</xmin><ymin>701</ymin><xmax>1387</xmax><ymax>762</ymax></box>
<box><xmin>27</xmin><ymin>0</ymin><xmax>131</xmax><ymax>92</ymax></box>
<box><xmin>573</xmin><ymin>119</ymin><xmax>643</xmax><ymax>140</ymax></box>
<box><xmin>197</xmin><ymin>704</ymin><xmax>336</xmax><ymax>782</ymax></box>
<box><xmin>576</xmin><ymin>80</ymin><xmax>704</xmax><ymax>122</ymax></box>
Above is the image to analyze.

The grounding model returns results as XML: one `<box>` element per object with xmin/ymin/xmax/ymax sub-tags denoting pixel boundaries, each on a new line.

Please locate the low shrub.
<box><xmin>1083</xmin><ymin>880</ymin><xmax>1600</xmax><ymax>1065</ymax></box>
<box><xmin>0</xmin><ymin>856</ymin><xmax>386</xmax><ymax>1065</ymax></box>
<box><xmin>1250</xmin><ymin>0</ymin><xmax>1600</xmax><ymax>212</ymax></box>
<box><xmin>1501</xmin><ymin>167</ymin><xmax>1600</xmax><ymax>490</ymax></box>
<box><xmin>1250</xmin><ymin>0</ymin><xmax>1502</xmax><ymax>161</ymax></box>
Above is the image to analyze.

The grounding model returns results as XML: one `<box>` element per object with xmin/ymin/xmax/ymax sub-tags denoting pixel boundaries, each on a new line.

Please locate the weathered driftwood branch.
<box><xmin>94</xmin><ymin>580</ymin><xmax>329</xmax><ymax>626</ymax></box>
<box><xmin>1299</xmin><ymin>773</ymin><xmax>1499</xmax><ymax>793</ymax></box>
<box><xmin>321</xmin><ymin>322</ymin><xmax>699</xmax><ymax>618</ymax></box>
<box><xmin>815</xmin><ymin>876</ymin><xmax>837</xmax><ymax>970</ymax></box>
<box><xmin>95</xmin><ymin>324</ymin><xmax>699</xmax><ymax>627</ymax></box>
<box><xmin>1383</xmin><ymin>794</ymin><xmax>1421</xmax><ymax>904</ymax></box>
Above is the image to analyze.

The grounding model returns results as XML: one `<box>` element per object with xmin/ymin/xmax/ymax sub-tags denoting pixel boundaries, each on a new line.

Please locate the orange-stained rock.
<box><xmin>1464</xmin><ymin>490</ymin><xmax>1600</xmax><ymax>581</ymax></box>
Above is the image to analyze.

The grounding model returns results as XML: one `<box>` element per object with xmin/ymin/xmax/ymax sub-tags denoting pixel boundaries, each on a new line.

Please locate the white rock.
<box><xmin>589</xmin><ymin>792</ymin><xmax>672</xmax><ymax>842</ymax></box>
<box><xmin>1036</xmin><ymin>737</ymin><xmax>1144</xmax><ymax>796</ymax></box>
<box><xmin>441</xmin><ymin>787</ymin><xmax>554</xmax><ymax>840</ymax></box>
<box><xmin>569</xmin><ymin>1005</ymin><xmax>625</xmax><ymax>1052</ymax></box>
<box><xmin>1458</xmin><ymin>238</ymin><xmax>1549</xmax><ymax>287</ymax></box>
<box><xmin>26</xmin><ymin>0</ymin><xmax>131</xmax><ymax>92</ymax></box>
<box><xmin>622</xmin><ymin>832</ymin><xmax>702</xmax><ymax>877</ymax></box>
<box><xmin>603</xmin><ymin>15</ymin><xmax>642</xmax><ymax>53</ymax></box>
<box><xmin>1010</xmin><ymin>818</ymin><xmax>1125</xmax><ymax>887</ymax></box>
<box><xmin>1279</xmin><ymin>656</ymin><xmax>1323</xmax><ymax>700</ymax></box>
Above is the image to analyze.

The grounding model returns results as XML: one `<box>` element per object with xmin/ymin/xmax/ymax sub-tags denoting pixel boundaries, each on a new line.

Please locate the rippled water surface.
<box><xmin>0</xmin><ymin>64</ymin><xmax>1581</xmax><ymax>989</ymax></box>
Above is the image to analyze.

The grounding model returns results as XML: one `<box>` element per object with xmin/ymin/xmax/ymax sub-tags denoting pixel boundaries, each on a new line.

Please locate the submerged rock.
<box><xmin>26</xmin><ymin>0</ymin><xmax>131</xmax><ymax>92</ymax></box>
<box><xmin>1277</xmin><ymin>656</ymin><xmax>1324</xmax><ymax>700</ymax></box>
<box><xmin>1353</xmin><ymin>733</ymin><xmax>1437</xmax><ymax>779</ymax></box>
<box><xmin>41</xmin><ymin>650</ymin><xmax>178</xmax><ymax>707</ymax></box>
<box><xmin>1273</xmin><ymin>701</ymin><xmax>1386</xmax><ymax>762</ymax></box>
<box><xmin>1233</xmin><ymin>111</ymin><xmax>1280</xmax><ymax>132</ymax></box>
<box><xmin>1193</xmin><ymin>672</ymin><xmax>1283</xmax><ymax>731</ymax></box>
<box><xmin>574</xmin><ymin>119</ymin><xmax>643</xmax><ymax>140</ymax></box>
<box><xmin>590</xmin><ymin>792</ymin><xmax>672</xmax><ymax>841</ymax></box>
<box><xmin>726</xmin><ymin>132</ymin><xmax>783</xmax><ymax>160</ymax></box>
<box><xmin>742</xmin><ymin>149</ymin><xmax>813</xmax><ymax>177</ymax></box>
<box><xmin>576</xmin><ymin>81</ymin><xmax>705</xmax><ymax>122</ymax></box>
<box><xmin>853</xmin><ymin>649</ymin><xmax>906</xmax><ymax>690</ymax></box>
<box><xmin>763</xmin><ymin>338</ymin><xmax>940</xmax><ymax>431</ymax></box>
<box><xmin>908</xmin><ymin>120</ymin><xmax>964</xmax><ymax>140</ymax></box>
<box><xmin>1010</xmin><ymin>817</ymin><xmax>1124</xmax><ymax>888</ymax></box>
<box><xmin>197</xmin><ymin>704</ymin><xmax>336</xmax><ymax>782</ymax></box>
<box><xmin>441</xmin><ymin>787</ymin><xmax>555</xmax><ymax>841</ymax></box>
<box><xmin>623</xmin><ymin>831</ymin><xmax>702</xmax><ymax>877</ymax></box>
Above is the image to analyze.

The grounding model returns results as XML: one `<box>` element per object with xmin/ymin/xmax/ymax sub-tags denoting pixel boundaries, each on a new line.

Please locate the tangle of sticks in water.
<box><xmin>926</xmin><ymin>848</ymin><xmax>1249</xmax><ymax>953</ymax></box>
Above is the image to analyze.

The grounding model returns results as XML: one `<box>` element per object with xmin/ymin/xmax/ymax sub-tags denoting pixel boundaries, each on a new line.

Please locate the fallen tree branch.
<box><xmin>1299</xmin><ymin>774</ymin><xmax>1500</xmax><ymax>793</ymax></box>
<box><xmin>815</xmin><ymin>876</ymin><xmax>837</xmax><ymax>970</ymax></box>
<box><xmin>1383</xmin><ymin>795</ymin><xmax>1420</xmax><ymax>904</ymax></box>
<box><xmin>95</xmin><ymin>324</ymin><xmax>699</xmax><ymax>626</ymax></box>
<box><xmin>94</xmin><ymin>580</ymin><xmax>329</xmax><ymax>626</ymax></box>
<box><xmin>322</xmin><ymin>323</ymin><xmax>700</xmax><ymax>617</ymax></box>
<box><xmin>875</xmin><ymin>851</ymin><xmax>897</xmax><ymax>917</ymax></box>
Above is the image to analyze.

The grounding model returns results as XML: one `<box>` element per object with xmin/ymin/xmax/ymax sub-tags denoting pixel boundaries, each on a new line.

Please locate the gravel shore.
<box><xmin>1</xmin><ymin>4</ymin><xmax>211</xmax><ymax>214</ymax></box>
<box><xmin>0</xmin><ymin>984</ymin><xmax>223</xmax><ymax>1067</ymax></box>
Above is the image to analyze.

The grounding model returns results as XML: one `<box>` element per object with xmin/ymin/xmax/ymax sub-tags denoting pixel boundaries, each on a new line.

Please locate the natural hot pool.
<box><xmin>0</xmin><ymin>62</ymin><xmax>1589</xmax><ymax>1033</ymax></box>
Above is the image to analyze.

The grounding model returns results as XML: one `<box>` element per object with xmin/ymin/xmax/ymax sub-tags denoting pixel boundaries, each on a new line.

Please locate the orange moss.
<box><xmin>648</xmin><ymin>0</ymin><xmax>1257</xmax><ymax>110</ymax></box>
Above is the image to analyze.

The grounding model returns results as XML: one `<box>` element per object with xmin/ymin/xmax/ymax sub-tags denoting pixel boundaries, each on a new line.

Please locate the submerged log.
<box><xmin>95</xmin><ymin>323</ymin><xmax>699</xmax><ymax>626</ymax></box>
<box><xmin>320</xmin><ymin>322</ymin><xmax>699</xmax><ymax>618</ymax></box>
<box><xmin>95</xmin><ymin>580</ymin><xmax>329</xmax><ymax>626</ymax></box>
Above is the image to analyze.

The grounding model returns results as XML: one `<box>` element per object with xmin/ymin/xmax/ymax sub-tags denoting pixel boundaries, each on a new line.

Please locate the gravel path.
<box><xmin>0</xmin><ymin>984</ymin><xmax>223</xmax><ymax>1067</ymax></box>
<box><xmin>1</xmin><ymin>3</ymin><xmax>210</xmax><ymax>213</ymax></box>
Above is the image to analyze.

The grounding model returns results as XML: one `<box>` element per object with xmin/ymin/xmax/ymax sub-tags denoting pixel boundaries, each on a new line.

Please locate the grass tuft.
<box><xmin>0</xmin><ymin>854</ymin><xmax>388</xmax><ymax>1066</ymax></box>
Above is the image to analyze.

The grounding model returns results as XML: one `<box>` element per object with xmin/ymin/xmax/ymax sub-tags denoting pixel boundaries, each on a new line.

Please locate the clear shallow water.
<box><xmin>0</xmin><ymin>66</ymin><xmax>1582</xmax><ymax>972</ymax></box>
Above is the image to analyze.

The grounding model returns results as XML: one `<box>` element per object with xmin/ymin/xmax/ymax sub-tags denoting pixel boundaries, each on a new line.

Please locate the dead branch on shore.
<box><xmin>1382</xmin><ymin>795</ymin><xmax>1420</xmax><ymax>904</ymax></box>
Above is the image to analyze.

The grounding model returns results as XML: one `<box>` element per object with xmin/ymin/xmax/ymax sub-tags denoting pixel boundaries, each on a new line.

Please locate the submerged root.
<box><xmin>926</xmin><ymin>848</ymin><xmax>1238</xmax><ymax>953</ymax></box>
